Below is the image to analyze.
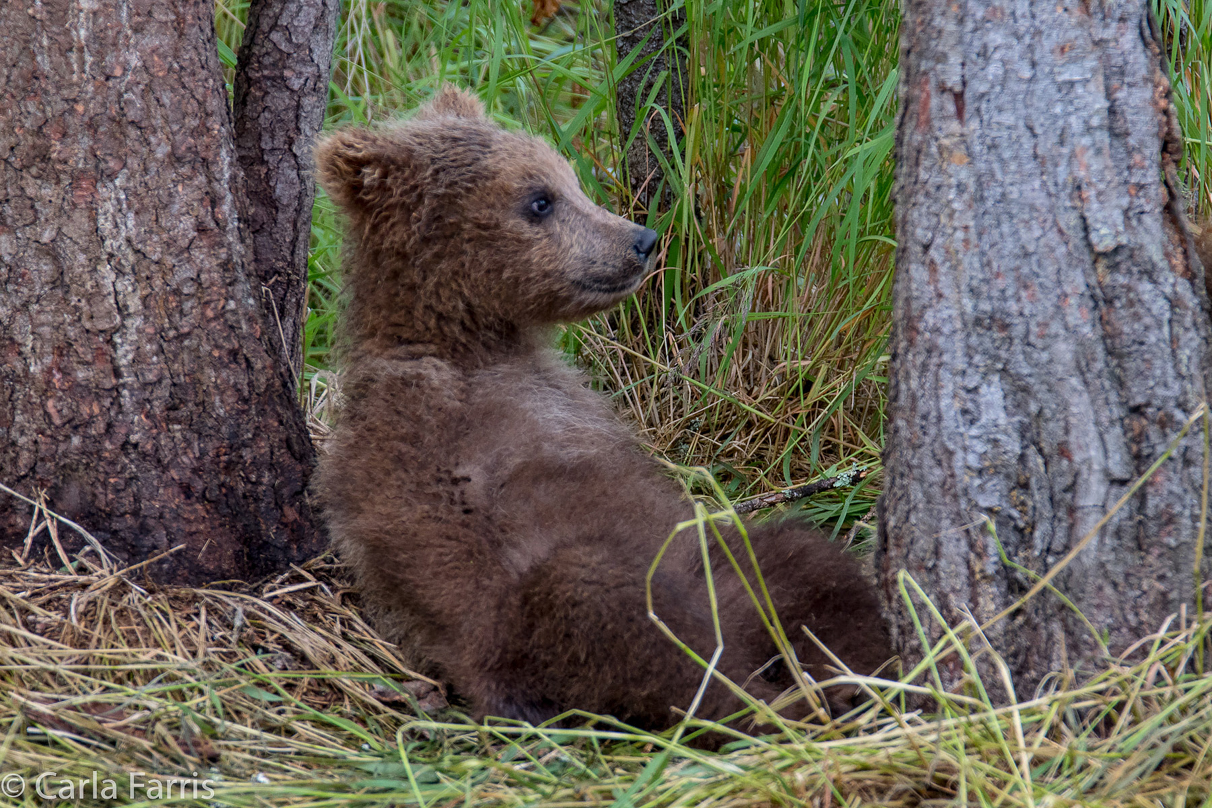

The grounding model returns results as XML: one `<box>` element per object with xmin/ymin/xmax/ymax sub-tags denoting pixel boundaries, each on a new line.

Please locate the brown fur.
<box><xmin>314</xmin><ymin>86</ymin><xmax>892</xmax><ymax>732</ymax></box>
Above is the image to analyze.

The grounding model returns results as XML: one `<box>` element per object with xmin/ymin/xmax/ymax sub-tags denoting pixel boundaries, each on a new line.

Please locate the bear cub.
<box><xmin>314</xmin><ymin>86</ymin><xmax>891</xmax><ymax>731</ymax></box>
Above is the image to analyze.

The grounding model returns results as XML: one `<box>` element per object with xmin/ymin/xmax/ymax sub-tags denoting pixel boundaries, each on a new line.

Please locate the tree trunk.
<box><xmin>233</xmin><ymin>0</ymin><xmax>340</xmax><ymax>381</ymax></box>
<box><xmin>877</xmin><ymin>0</ymin><xmax>1212</xmax><ymax>696</ymax></box>
<box><xmin>0</xmin><ymin>0</ymin><xmax>328</xmax><ymax>583</ymax></box>
<box><xmin>614</xmin><ymin>0</ymin><xmax>686</xmax><ymax>208</ymax></box>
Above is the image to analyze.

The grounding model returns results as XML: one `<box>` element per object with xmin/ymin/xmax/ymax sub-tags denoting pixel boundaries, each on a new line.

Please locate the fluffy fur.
<box><xmin>314</xmin><ymin>86</ymin><xmax>891</xmax><ymax>731</ymax></box>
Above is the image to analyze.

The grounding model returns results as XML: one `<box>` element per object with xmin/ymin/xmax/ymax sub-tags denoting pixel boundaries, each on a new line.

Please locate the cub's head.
<box><xmin>315</xmin><ymin>86</ymin><xmax>658</xmax><ymax>339</ymax></box>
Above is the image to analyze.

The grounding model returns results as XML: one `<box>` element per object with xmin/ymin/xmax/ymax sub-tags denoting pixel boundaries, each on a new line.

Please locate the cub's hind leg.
<box><xmin>456</xmin><ymin>542</ymin><xmax>761</xmax><ymax>731</ymax></box>
<box><xmin>709</xmin><ymin>520</ymin><xmax>892</xmax><ymax>713</ymax></box>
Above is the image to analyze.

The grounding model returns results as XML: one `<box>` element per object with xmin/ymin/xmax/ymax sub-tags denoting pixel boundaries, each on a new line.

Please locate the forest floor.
<box><xmin>0</xmin><ymin>525</ymin><xmax>1210</xmax><ymax>807</ymax></box>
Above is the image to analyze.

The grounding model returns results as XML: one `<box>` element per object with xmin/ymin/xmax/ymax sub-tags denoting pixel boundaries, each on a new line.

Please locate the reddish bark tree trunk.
<box><xmin>877</xmin><ymin>0</ymin><xmax>1212</xmax><ymax>695</ymax></box>
<box><xmin>233</xmin><ymin>0</ymin><xmax>340</xmax><ymax>380</ymax></box>
<box><xmin>0</xmin><ymin>0</ymin><xmax>331</xmax><ymax>583</ymax></box>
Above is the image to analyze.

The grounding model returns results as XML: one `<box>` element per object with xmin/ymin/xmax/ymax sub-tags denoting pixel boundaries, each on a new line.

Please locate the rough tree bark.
<box><xmin>877</xmin><ymin>0</ymin><xmax>1212</xmax><ymax>695</ymax></box>
<box><xmin>233</xmin><ymin>0</ymin><xmax>340</xmax><ymax>380</ymax></box>
<box><xmin>0</xmin><ymin>0</ymin><xmax>333</xmax><ymax>583</ymax></box>
<box><xmin>614</xmin><ymin>0</ymin><xmax>686</xmax><ymax>208</ymax></box>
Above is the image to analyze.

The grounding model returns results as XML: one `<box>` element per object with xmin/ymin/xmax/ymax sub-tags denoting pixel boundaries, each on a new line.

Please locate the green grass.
<box><xmin>1160</xmin><ymin>0</ymin><xmax>1212</xmax><ymax>215</ymax></box>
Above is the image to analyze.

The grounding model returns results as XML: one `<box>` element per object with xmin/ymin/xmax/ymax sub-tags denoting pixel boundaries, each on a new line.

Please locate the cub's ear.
<box><xmin>314</xmin><ymin>128</ymin><xmax>405</xmax><ymax>214</ymax></box>
<box><xmin>417</xmin><ymin>85</ymin><xmax>484</xmax><ymax>121</ymax></box>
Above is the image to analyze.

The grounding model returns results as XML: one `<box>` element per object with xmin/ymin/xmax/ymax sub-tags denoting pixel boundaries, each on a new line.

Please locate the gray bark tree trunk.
<box><xmin>233</xmin><ymin>0</ymin><xmax>340</xmax><ymax>380</ymax></box>
<box><xmin>877</xmin><ymin>0</ymin><xmax>1212</xmax><ymax>696</ymax></box>
<box><xmin>614</xmin><ymin>0</ymin><xmax>686</xmax><ymax>208</ymax></box>
<box><xmin>0</xmin><ymin>0</ymin><xmax>333</xmax><ymax>583</ymax></box>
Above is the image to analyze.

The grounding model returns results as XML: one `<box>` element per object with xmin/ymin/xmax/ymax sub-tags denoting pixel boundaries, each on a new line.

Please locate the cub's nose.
<box><xmin>634</xmin><ymin>228</ymin><xmax>659</xmax><ymax>259</ymax></box>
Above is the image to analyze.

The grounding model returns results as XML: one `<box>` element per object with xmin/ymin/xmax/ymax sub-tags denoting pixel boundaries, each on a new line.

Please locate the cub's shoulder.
<box><xmin>343</xmin><ymin>355</ymin><xmax>464</xmax><ymax>402</ymax></box>
<box><xmin>333</xmin><ymin>355</ymin><xmax>468</xmax><ymax>443</ymax></box>
<box><xmin>346</xmin><ymin>354</ymin><xmax>462</xmax><ymax>385</ymax></box>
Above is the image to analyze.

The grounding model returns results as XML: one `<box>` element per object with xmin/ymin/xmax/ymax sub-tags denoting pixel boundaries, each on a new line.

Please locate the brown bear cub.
<box><xmin>314</xmin><ymin>86</ymin><xmax>891</xmax><ymax>733</ymax></box>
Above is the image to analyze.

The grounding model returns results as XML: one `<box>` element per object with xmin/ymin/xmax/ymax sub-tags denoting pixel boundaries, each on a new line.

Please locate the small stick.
<box><xmin>733</xmin><ymin>467</ymin><xmax>871</xmax><ymax>515</ymax></box>
<box><xmin>0</xmin><ymin>480</ymin><xmax>115</xmax><ymax>568</ymax></box>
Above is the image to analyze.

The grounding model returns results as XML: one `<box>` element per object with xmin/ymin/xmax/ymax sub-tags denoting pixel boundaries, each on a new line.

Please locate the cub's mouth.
<box><xmin>573</xmin><ymin>269</ymin><xmax>648</xmax><ymax>296</ymax></box>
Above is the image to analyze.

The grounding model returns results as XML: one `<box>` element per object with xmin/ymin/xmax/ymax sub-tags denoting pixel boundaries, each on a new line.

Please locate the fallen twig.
<box><xmin>0</xmin><ymin>480</ymin><xmax>115</xmax><ymax>568</ymax></box>
<box><xmin>733</xmin><ymin>467</ymin><xmax>871</xmax><ymax>514</ymax></box>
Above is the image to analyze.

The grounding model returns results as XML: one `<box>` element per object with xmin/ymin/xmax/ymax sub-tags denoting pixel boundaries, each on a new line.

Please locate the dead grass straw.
<box><xmin>0</xmin><ymin>531</ymin><xmax>1209</xmax><ymax>807</ymax></box>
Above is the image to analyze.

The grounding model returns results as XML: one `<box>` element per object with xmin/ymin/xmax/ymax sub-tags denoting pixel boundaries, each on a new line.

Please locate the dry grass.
<box><xmin>1</xmin><ymin>506</ymin><xmax>1210</xmax><ymax>807</ymax></box>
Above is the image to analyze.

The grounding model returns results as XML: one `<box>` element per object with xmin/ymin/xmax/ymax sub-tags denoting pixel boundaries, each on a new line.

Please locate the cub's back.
<box><xmin>457</xmin><ymin>352</ymin><xmax>692</xmax><ymax>572</ymax></box>
<box><xmin>316</xmin><ymin>349</ymin><xmax>692</xmax><ymax>661</ymax></box>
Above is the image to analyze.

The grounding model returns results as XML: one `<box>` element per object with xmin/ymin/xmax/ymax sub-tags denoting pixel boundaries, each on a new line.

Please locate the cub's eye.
<box><xmin>529</xmin><ymin>195</ymin><xmax>553</xmax><ymax>219</ymax></box>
